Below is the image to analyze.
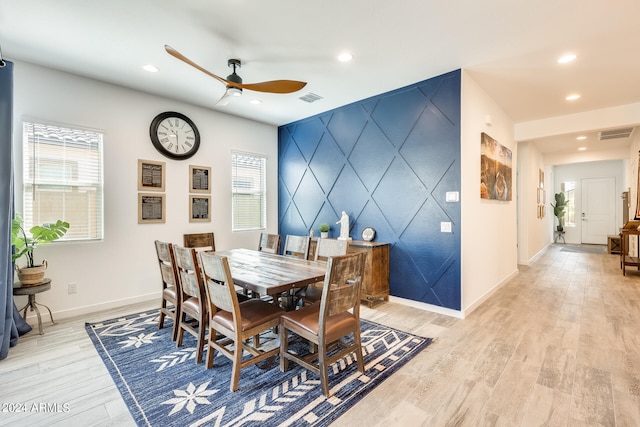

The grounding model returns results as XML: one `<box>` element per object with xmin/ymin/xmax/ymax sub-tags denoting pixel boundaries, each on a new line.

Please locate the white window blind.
<box><xmin>231</xmin><ymin>151</ymin><xmax>266</xmax><ymax>231</ymax></box>
<box><xmin>23</xmin><ymin>121</ymin><xmax>104</xmax><ymax>241</ymax></box>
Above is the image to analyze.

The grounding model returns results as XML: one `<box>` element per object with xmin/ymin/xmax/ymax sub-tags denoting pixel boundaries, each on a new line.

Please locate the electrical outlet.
<box><xmin>440</xmin><ymin>222</ymin><xmax>452</xmax><ymax>233</ymax></box>
<box><xmin>68</xmin><ymin>283</ymin><xmax>77</xmax><ymax>294</ymax></box>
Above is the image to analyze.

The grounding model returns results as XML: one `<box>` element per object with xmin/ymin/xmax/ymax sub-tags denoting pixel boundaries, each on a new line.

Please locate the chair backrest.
<box><xmin>198</xmin><ymin>252</ymin><xmax>239</xmax><ymax>316</ymax></box>
<box><xmin>173</xmin><ymin>245</ymin><xmax>206</xmax><ymax>300</ymax></box>
<box><xmin>314</xmin><ymin>238</ymin><xmax>348</xmax><ymax>262</ymax></box>
<box><xmin>319</xmin><ymin>252</ymin><xmax>367</xmax><ymax>322</ymax></box>
<box><xmin>155</xmin><ymin>240</ymin><xmax>179</xmax><ymax>290</ymax></box>
<box><xmin>258</xmin><ymin>233</ymin><xmax>281</xmax><ymax>254</ymax></box>
<box><xmin>283</xmin><ymin>235</ymin><xmax>310</xmax><ymax>259</ymax></box>
<box><xmin>183</xmin><ymin>233</ymin><xmax>215</xmax><ymax>251</ymax></box>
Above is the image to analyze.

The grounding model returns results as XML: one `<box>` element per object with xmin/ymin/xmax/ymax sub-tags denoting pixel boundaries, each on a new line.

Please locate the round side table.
<box><xmin>13</xmin><ymin>278</ymin><xmax>55</xmax><ymax>335</ymax></box>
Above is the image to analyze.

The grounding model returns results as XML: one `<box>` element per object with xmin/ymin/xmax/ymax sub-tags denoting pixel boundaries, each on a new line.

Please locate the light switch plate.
<box><xmin>440</xmin><ymin>222</ymin><xmax>452</xmax><ymax>233</ymax></box>
<box><xmin>446</xmin><ymin>191</ymin><xmax>459</xmax><ymax>202</ymax></box>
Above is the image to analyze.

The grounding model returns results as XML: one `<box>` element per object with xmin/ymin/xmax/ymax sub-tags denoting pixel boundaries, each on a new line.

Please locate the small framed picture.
<box><xmin>189</xmin><ymin>195</ymin><xmax>211</xmax><ymax>222</ymax></box>
<box><xmin>138</xmin><ymin>159</ymin><xmax>165</xmax><ymax>192</ymax></box>
<box><xmin>138</xmin><ymin>193</ymin><xmax>166</xmax><ymax>224</ymax></box>
<box><xmin>189</xmin><ymin>165</ymin><xmax>211</xmax><ymax>193</ymax></box>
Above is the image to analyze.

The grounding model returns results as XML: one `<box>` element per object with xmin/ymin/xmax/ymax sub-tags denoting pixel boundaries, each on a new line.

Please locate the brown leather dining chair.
<box><xmin>279</xmin><ymin>252</ymin><xmax>367</xmax><ymax>397</ymax></box>
<box><xmin>183</xmin><ymin>232</ymin><xmax>215</xmax><ymax>251</ymax></box>
<box><xmin>199</xmin><ymin>252</ymin><xmax>284</xmax><ymax>392</ymax></box>
<box><xmin>302</xmin><ymin>238</ymin><xmax>349</xmax><ymax>306</ymax></box>
<box><xmin>173</xmin><ymin>245</ymin><xmax>208</xmax><ymax>364</ymax></box>
<box><xmin>258</xmin><ymin>232</ymin><xmax>281</xmax><ymax>254</ymax></box>
<box><xmin>155</xmin><ymin>240</ymin><xmax>181</xmax><ymax>341</ymax></box>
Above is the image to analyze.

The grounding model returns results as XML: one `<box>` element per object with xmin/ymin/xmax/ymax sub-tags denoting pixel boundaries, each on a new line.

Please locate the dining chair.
<box><xmin>279</xmin><ymin>252</ymin><xmax>367</xmax><ymax>397</ymax></box>
<box><xmin>282</xmin><ymin>235</ymin><xmax>310</xmax><ymax>259</ymax></box>
<box><xmin>258</xmin><ymin>232</ymin><xmax>281</xmax><ymax>254</ymax></box>
<box><xmin>199</xmin><ymin>252</ymin><xmax>284</xmax><ymax>392</ymax></box>
<box><xmin>302</xmin><ymin>238</ymin><xmax>349</xmax><ymax>306</ymax></box>
<box><xmin>183</xmin><ymin>232</ymin><xmax>215</xmax><ymax>251</ymax></box>
<box><xmin>173</xmin><ymin>245</ymin><xmax>208</xmax><ymax>364</ymax></box>
<box><xmin>155</xmin><ymin>240</ymin><xmax>181</xmax><ymax>341</ymax></box>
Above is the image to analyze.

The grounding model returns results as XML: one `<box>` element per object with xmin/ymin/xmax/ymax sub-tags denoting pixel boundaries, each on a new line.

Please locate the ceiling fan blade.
<box><xmin>215</xmin><ymin>90</ymin><xmax>232</xmax><ymax>107</ymax></box>
<box><xmin>165</xmin><ymin>45</ymin><xmax>228</xmax><ymax>86</ymax></box>
<box><xmin>238</xmin><ymin>80</ymin><xmax>307</xmax><ymax>94</ymax></box>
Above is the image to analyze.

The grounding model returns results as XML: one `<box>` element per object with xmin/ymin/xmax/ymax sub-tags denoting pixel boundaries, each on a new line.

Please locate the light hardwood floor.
<box><xmin>1</xmin><ymin>244</ymin><xmax>639</xmax><ymax>426</ymax></box>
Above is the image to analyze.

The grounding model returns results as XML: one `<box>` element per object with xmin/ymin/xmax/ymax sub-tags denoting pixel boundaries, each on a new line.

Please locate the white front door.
<box><xmin>581</xmin><ymin>177</ymin><xmax>616</xmax><ymax>244</ymax></box>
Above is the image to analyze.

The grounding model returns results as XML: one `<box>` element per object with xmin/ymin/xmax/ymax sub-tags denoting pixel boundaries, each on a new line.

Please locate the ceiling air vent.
<box><xmin>299</xmin><ymin>92</ymin><xmax>323</xmax><ymax>103</ymax></box>
<box><xmin>598</xmin><ymin>127</ymin><xmax>634</xmax><ymax>140</ymax></box>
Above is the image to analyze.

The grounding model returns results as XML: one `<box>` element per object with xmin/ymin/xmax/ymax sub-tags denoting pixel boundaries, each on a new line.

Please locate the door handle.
<box><xmin>582</xmin><ymin>212</ymin><xmax>586</xmax><ymax>221</ymax></box>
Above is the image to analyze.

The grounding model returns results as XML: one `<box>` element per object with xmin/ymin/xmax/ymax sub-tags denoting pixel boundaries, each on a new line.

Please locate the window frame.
<box><xmin>231</xmin><ymin>151</ymin><xmax>267</xmax><ymax>232</ymax></box>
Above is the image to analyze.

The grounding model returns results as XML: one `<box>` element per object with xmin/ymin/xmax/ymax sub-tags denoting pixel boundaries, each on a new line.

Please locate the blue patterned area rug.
<box><xmin>86</xmin><ymin>310</ymin><xmax>432</xmax><ymax>427</ymax></box>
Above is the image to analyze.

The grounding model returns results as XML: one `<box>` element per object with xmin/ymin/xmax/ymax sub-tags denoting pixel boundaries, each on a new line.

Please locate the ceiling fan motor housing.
<box><xmin>227</xmin><ymin>58</ymin><xmax>243</xmax><ymax>93</ymax></box>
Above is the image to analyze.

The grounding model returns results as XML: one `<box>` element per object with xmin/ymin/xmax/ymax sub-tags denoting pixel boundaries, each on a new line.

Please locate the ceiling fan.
<box><xmin>165</xmin><ymin>45</ymin><xmax>307</xmax><ymax>106</ymax></box>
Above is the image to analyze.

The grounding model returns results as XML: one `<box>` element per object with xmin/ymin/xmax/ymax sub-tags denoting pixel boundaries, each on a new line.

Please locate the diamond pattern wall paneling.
<box><xmin>278</xmin><ymin>70</ymin><xmax>461</xmax><ymax>310</ymax></box>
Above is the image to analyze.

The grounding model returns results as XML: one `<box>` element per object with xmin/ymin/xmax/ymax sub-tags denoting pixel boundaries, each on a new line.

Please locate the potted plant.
<box><xmin>318</xmin><ymin>223</ymin><xmax>330</xmax><ymax>238</ymax></box>
<box><xmin>11</xmin><ymin>214</ymin><xmax>70</xmax><ymax>285</ymax></box>
<box><xmin>550</xmin><ymin>192</ymin><xmax>569</xmax><ymax>232</ymax></box>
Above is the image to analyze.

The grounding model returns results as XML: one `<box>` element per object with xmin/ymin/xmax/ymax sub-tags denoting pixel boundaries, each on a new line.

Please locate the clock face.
<box><xmin>150</xmin><ymin>112</ymin><xmax>200</xmax><ymax>160</ymax></box>
<box><xmin>361</xmin><ymin>227</ymin><xmax>376</xmax><ymax>242</ymax></box>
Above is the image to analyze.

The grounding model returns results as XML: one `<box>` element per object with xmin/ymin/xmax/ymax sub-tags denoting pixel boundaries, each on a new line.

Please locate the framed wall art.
<box><xmin>189</xmin><ymin>195</ymin><xmax>211</xmax><ymax>222</ymax></box>
<box><xmin>138</xmin><ymin>193</ymin><xmax>166</xmax><ymax>224</ymax></box>
<box><xmin>138</xmin><ymin>159</ymin><xmax>165</xmax><ymax>191</ymax></box>
<box><xmin>480</xmin><ymin>132</ymin><xmax>512</xmax><ymax>201</ymax></box>
<box><xmin>189</xmin><ymin>165</ymin><xmax>211</xmax><ymax>193</ymax></box>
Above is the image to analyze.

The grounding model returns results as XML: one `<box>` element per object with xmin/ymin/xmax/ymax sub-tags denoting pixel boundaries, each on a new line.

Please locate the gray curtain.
<box><xmin>1</xmin><ymin>61</ymin><xmax>31</xmax><ymax>360</ymax></box>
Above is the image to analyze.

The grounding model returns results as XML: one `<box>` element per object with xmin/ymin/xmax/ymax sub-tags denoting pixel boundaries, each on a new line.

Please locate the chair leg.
<box><xmin>176</xmin><ymin>316</ymin><xmax>185</xmax><ymax>348</ymax></box>
<box><xmin>353</xmin><ymin>328</ymin><xmax>365</xmax><ymax>373</ymax></box>
<box><xmin>205</xmin><ymin>328</ymin><xmax>216</xmax><ymax>369</ymax></box>
<box><xmin>195</xmin><ymin>314</ymin><xmax>206</xmax><ymax>364</ymax></box>
<box><xmin>230</xmin><ymin>336</ymin><xmax>243</xmax><ymax>392</ymax></box>
<box><xmin>170</xmin><ymin>308</ymin><xmax>180</xmax><ymax>342</ymax></box>
<box><xmin>279</xmin><ymin>324</ymin><xmax>290</xmax><ymax>372</ymax></box>
<box><xmin>158</xmin><ymin>309</ymin><xmax>165</xmax><ymax>330</ymax></box>
<box><xmin>318</xmin><ymin>341</ymin><xmax>330</xmax><ymax>397</ymax></box>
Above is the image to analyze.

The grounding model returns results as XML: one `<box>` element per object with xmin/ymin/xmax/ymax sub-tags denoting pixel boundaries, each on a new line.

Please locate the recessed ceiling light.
<box><xmin>576</xmin><ymin>136</ymin><xmax>587</xmax><ymax>140</ymax></box>
<box><xmin>566</xmin><ymin>94</ymin><xmax>581</xmax><ymax>101</ymax></box>
<box><xmin>250</xmin><ymin>99</ymin><xmax>262</xmax><ymax>105</ymax></box>
<box><xmin>143</xmin><ymin>64</ymin><xmax>159</xmax><ymax>73</ymax></box>
<box><xmin>558</xmin><ymin>54</ymin><xmax>577</xmax><ymax>64</ymax></box>
<box><xmin>578</xmin><ymin>147</ymin><xmax>587</xmax><ymax>151</ymax></box>
<box><xmin>337</xmin><ymin>52</ymin><xmax>353</xmax><ymax>62</ymax></box>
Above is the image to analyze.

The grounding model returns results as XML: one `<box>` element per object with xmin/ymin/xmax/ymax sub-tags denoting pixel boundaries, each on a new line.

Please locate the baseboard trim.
<box><xmin>462</xmin><ymin>268</ymin><xmax>519</xmax><ymax>316</ymax></box>
<box><xmin>388</xmin><ymin>296</ymin><xmax>465</xmax><ymax>319</ymax></box>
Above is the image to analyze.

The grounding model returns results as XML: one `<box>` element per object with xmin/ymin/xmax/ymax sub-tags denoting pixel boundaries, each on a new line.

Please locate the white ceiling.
<box><xmin>1</xmin><ymin>0</ymin><xmax>640</xmax><ymax>156</ymax></box>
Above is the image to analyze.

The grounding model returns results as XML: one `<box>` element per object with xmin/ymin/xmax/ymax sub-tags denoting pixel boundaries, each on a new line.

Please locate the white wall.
<box><xmin>516</xmin><ymin>141</ymin><xmax>552</xmax><ymax>264</ymax></box>
<box><xmin>552</xmin><ymin>160</ymin><xmax>624</xmax><ymax>245</ymax></box>
<box><xmin>12</xmin><ymin>61</ymin><xmax>278</xmax><ymax>319</ymax></box>
<box><xmin>460</xmin><ymin>71</ymin><xmax>518</xmax><ymax>315</ymax></box>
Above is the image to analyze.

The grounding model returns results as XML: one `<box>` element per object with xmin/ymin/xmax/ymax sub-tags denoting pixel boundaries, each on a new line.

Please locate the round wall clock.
<box><xmin>149</xmin><ymin>111</ymin><xmax>200</xmax><ymax>160</ymax></box>
<box><xmin>361</xmin><ymin>226</ymin><xmax>376</xmax><ymax>242</ymax></box>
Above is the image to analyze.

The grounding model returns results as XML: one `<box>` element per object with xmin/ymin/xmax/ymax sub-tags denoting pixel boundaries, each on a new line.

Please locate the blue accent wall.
<box><xmin>278</xmin><ymin>70</ymin><xmax>461</xmax><ymax>310</ymax></box>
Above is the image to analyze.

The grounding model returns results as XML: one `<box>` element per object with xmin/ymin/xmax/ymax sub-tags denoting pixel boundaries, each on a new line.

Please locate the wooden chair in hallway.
<box><xmin>173</xmin><ymin>245</ymin><xmax>208</xmax><ymax>364</ymax></box>
<box><xmin>258</xmin><ymin>233</ymin><xmax>281</xmax><ymax>254</ymax></box>
<box><xmin>279</xmin><ymin>252</ymin><xmax>367</xmax><ymax>397</ymax></box>
<box><xmin>155</xmin><ymin>240</ymin><xmax>181</xmax><ymax>341</ymax></box>
<box><xmin>183</xmin><ymin>232</ymin><xmax>215</xmax><ymax>251</ymax></box>
<box><xmin>302</xmin><ymin>238</ymin><xmax>349</xmax><ymax>305</ymax></box>
<box><xmin>199</xmin><ymin>252</ymin><xmax>284</xmax><ymax>391</ymax></box>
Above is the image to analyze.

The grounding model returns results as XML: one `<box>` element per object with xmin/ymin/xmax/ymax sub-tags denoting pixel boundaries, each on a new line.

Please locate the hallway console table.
<box><xmin>13</xmin><ymin>278</ymin><xmax>55</xmax><ymax>334</ymax></box>
<box><xmin>620</xmin><ymin>228</ymin><xmax>640</xmax><ymax>276</ymax></box>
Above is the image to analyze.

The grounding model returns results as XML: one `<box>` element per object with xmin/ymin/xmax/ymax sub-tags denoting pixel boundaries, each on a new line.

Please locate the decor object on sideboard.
<box><xmin>336</xmin><ymin>211</ymin><xmax>351</xmax><ymax>240</ymax></box>
<box><xmin>11</xmin><ymin>214</ymin><xmax>69</xmax><ymax>285</ymax></box>
<box><xmin>318</xmin><ymin>223</ymin><xmax>330</xmax><ymax>238</ymax></box>
<box><xmin>551</xmin><ymin>192</ymin><xmax>569</xmax><ymax>231</ymax></box>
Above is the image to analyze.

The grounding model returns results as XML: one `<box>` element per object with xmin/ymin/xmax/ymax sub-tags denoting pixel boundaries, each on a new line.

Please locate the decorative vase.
<box><xmin>15</xmin><ymin>261</ymin><xmax>47</xmax><ymax>285</ymax></box>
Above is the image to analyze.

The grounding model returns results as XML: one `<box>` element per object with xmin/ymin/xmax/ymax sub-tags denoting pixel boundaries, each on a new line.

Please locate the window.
<box><xmin>23</xmin><ymin>121</ymin><xmax>104</xmax><ymax>241</ymax></box>
<box><xmin>231</xmin><ymin>151</ymin><xmax>266</xmax><ymax>231</ymax></box>
<box><xmin>561</xmin><ymin>181</ymin><xmax>576</xmax><ymax>226</ymax></box>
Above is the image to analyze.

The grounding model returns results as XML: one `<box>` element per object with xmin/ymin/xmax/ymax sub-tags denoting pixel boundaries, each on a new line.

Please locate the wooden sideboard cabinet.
<box><xmin>309</xmin><ymin>238</ymin><xmax>390</xmax><ymax>307</ymax></box>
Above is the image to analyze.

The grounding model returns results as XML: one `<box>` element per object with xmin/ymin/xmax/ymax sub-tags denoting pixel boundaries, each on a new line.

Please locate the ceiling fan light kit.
<box><xmin>164</xmin><ymin>45</ymin><xmax>307</xmax><ymax>105</ymax></box>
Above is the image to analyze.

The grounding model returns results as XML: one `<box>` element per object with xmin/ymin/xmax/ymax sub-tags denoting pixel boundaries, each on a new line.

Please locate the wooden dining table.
<box><xmin>210</xmin><ymin>248</ymin><xmax>326</xmax><ymax>308</ymax></box>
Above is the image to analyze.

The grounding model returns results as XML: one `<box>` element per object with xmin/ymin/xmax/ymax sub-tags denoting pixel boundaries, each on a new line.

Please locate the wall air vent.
<box><xmin>299</xmin><ymin>92</ymin><xmax>323</xmax><ymax>103</ymax></box>
<box><xmin>598</xmin><ymin>127</ymin><xmax>634</xmax><ymax>140</ymax></box>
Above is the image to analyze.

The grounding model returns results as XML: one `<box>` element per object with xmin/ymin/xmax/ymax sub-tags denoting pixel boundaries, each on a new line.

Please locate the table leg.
<box><xmin>19</xmin><ymin>294</ymin><xmax>56</xmax><ymax>335</ymax></box>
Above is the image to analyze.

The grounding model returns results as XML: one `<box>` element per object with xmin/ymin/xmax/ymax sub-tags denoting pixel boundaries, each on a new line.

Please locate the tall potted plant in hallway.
<box><xmin>551</xmin><ymin>192</ymin><xmax>569</xmax><ymax>231</ymax></box>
